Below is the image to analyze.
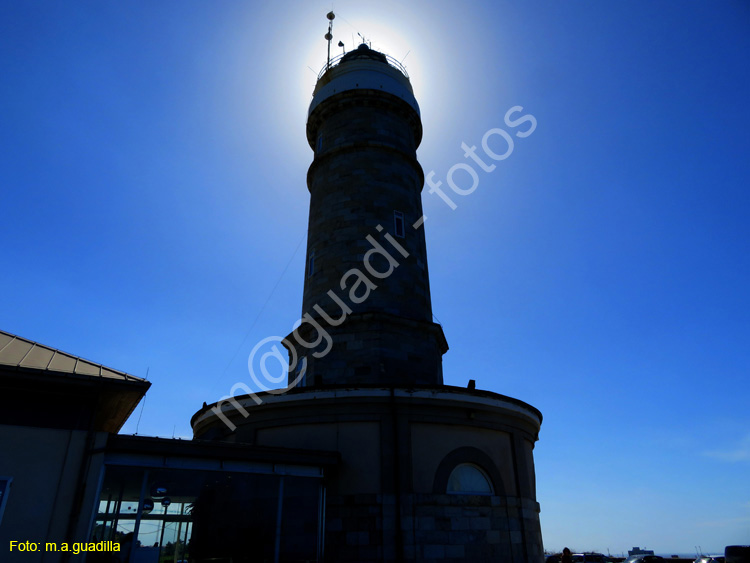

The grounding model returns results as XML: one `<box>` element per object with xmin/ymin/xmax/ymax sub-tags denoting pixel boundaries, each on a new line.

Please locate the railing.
<box><xmin>317</xmin><ymin>51</ymin><xmax>409</xmax><ymax>81</ymax></box>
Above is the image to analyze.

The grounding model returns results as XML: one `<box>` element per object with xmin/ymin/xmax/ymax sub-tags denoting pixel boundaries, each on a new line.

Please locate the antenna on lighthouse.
<box><xmin>325</xmin><ymin>11</ymin><xmax>335</xmax><ymax>70</ymax></box>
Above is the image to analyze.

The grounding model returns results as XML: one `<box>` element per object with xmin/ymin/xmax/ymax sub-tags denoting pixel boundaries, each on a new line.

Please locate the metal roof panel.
<box><xmin>47</xmin><ymin>352</ymin><xmax>77</xmax><ymax>373</ymax></box>
<box><xmin>0</xmin><ymin>338</ymin><xmax>33</xmax><ymax>365</ymax></box>
<box><xmin>0</xmin><ymin>329</ymin><xmax>147</xmax><ymax>384</ymax></box>
<box><xmin>19</xmin><ymin>345</ymin><xmax>55</xmax><ymax>369</ymax></box>
<box><xmin>0</xmin><ymin>332</ymin><xmax>13</xmax><ymax>350</ymax></box>
<box><xmin>75</xmin><ymin>359</ymin><xmax>101</xmax><ymax>377</ymax></box>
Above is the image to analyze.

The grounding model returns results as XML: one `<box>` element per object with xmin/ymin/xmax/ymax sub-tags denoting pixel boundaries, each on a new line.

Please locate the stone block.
<box><xmin>451</xmin><ymin>517</ymin><xmax>470</xmax><ymax>530</ymax></box>
<box><xmin>435</xmin><ymin>516</ymin><xmax>452</xmax><ymax>531</ymax></box>
<box><xmin>327</xmin><ymin>518</ymin><xmax>343</xmax><ymax>531</ymax></box>
<box><xmin>449</xmin><ymin>530</ymin><xmax>479</xmax><ymax>545</ymax></box>
<box><xmin>464</xmin><ymin>544</ymin><xmax>486</xmax><ymax>561</ymax></box>
<box><xmin>491</xmin><ymin>516</ymin><xmax>509</xmax><ymax>530</ymax></box>
<box><xmin>423</xmin><ymin>545</ymin><xmax>445</xmax><ymax>559</ymax></box>
<box><xmin>417</xmin><ymin>530</ymin><xmax>449</xmax><ymax>545</ymax></box>
<box><xmin>352</xmin><ymin>506</ymin><xmax>370</xmax><ymax>518</ymax></box>
<box><xmin>382</xmin><ymin>494</ymin><xmax>396</xmax><ymax>505</ymax></box>
<box><xmin>417</xmin><ymin>516</ymin><xmax>435</xmax><ymax>530</ymax></box>
<box><xmin>346</xmin><ymin>530</ymin><xmax>369</xmax><ymax>546</ymax></box>
<box><xmin>353</xmin><ymin>516</ymin><xmax>376</xmax><ymax>531</ymax></box>
<box><xmin>358</xmin><ymin>545</ymin><xmax>380</xmax><ymax>560</ymax></box>
<box><xmin>469</xmin><ymin>517</ymin><xmax>491</xmax><ymax>530</ymax></box>
<box><xmin>522</xmin><ymin>507</ymin><xmax>537</xmax><ymax>519</ymax></box>
<box><xmin>445</xmin><ymin>544</ymin><xmax>465</xmax><ymax>559</ymax></box>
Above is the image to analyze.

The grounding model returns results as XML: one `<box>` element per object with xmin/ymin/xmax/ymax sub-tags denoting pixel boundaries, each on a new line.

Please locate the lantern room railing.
<box><xmin>317</xmin><ymin>51</ymin><xmax>409</xmax><ymax>81</ymax></box>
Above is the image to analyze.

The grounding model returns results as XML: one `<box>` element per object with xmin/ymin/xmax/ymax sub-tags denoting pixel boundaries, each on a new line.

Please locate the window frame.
<box><xmin>446</xmin><ymin>463</ymin><xmax>494</xmax><ymax>496</ymax></box>
<box><xmin>393</xmin><ymin>210</ymin><xmax>405</xmax><ymax>238</ymax></box>
<box><xmin>0</xmin><ymin>477</ymin><xmax>12</xmax><ymax>526</ymax></box>
<box><xmin>307</xmin><ymin>250</ymin><xmax>315</xmax><ymax>278</ymax></box>
<box><xmin>294</xmin><ymin>357</ymin><xmax>307</xmax><ymax>388</ymax></box>
<box><xmin>432</xmin><ymin>447</ymin><xmax>504</xmax><ymax>496</ymax></box>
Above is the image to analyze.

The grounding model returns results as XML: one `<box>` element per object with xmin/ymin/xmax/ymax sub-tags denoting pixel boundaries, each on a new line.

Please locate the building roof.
<box><xmin>0</xmin><ymin>329</ymin><xmax>146</xmax><ymax>383</ymax></box>
<box><xmin>107</xmin><ymin>434</ymin><xmax>341</xmax><ymax>468</ymax></box>
<box><xmin>0</xmin><ymin>329</ymin><xmax>150</xmax><ymax>433</ymax></box>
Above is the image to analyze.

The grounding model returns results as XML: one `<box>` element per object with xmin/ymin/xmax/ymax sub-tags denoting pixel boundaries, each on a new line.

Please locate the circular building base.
<box><xmin>192</xmin><ymin>385</ymin><xmax>543</xmax><ymax>562</ymax></box>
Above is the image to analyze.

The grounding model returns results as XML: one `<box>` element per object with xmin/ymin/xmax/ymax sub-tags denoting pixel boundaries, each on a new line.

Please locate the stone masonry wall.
<box><xmin>324</xmin><ymin>493</ymin><xmax>543</xmax><ymax>563</ymax></box>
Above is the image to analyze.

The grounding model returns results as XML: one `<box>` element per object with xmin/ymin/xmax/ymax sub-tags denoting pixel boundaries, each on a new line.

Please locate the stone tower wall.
<box><xmin>291</xmin><ymin>58</ymin><xmax>447</xmax><ymax>388</ymax></box>
<box><xmin>304</xmin><ymin>94</ymin><xmax>429</xmax><ymax>323</ymax></box>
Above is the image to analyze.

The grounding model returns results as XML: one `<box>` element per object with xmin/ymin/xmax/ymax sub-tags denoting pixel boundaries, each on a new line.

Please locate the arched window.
<box><xmin>446</xmin><ymin>463</ymin><xmax>494</xmax><ymax>495</ymax></box>
<box><xmin>432</xmin><ymin>447</ymin><xmax>504</xmax><ymax>496</ymax></box>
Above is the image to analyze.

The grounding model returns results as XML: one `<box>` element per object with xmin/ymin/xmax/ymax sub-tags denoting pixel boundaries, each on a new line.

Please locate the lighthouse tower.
<box><xmin>193</xmin><ymin>25</ymin><xmax>544</xmax><ymax>563</ymax></box>
<box><xmin>291</xmin><ymin>42</ymin><xmax>447</xmax><ymax>388</ymax></box>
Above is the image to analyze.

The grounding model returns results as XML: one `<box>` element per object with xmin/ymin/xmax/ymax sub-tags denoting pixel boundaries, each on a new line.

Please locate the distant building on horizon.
<box><xmin>629</xmin><ymin>546</ymin><xmax>656</xmax><ymax>556</ymax></box>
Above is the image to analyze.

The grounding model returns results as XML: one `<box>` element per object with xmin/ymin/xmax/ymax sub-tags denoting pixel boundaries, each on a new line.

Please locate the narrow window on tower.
<box><xmin>308</xmin><ymin>251</ymin><xmax>315</xmax><ymax>277</ymax></box>
<box><xmin>394</xmin><ymin>211</ymin><xmax>405</xmax><ymax>238</ymax></box>
<box><xmin>316</xmin><ymin>134</ymin><xmax>323</xmax><ymax>152</ymax></box>
<box><xmin>295</xmin><ymin>359</ymin><xmax>306</xmax><ymax>387</ymax></box>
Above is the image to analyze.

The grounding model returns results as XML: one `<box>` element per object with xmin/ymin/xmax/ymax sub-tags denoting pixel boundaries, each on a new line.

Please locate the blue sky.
<box><xmin>2</xmin><ymin>0</ymin><xmax>748</xmax><ymax>556</ymax></box>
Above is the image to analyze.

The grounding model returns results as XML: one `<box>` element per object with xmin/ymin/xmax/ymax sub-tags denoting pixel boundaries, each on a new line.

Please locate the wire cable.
<box><xmin>210</xmin><ymin>231</ymin><xmax>307</xmax><ymax>392</ymax></box>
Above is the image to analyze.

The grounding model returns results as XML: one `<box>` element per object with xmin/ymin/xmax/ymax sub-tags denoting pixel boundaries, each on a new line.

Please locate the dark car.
<box><xmin>572</xmin><ymin>554</ymin><xmax>611</xmax><ymax>563</ymax></box>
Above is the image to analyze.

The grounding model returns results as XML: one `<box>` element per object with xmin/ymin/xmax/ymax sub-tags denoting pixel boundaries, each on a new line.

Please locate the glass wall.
<box><xmin>89</xmin><ymin>464</ymin><xmax>323</xmax><ymax>563</ymax></box>
<box><xmin>0</xmin><ymin>477</ymin><xmax>11</xmax><ymax>526</ymax></box>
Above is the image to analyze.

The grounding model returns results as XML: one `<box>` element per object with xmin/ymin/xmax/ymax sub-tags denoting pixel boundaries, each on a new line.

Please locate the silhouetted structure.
<box><xmin>0</xmin><ymin>34</ymin><xmax>544</xmax><ymax>563</ymax></box>
<box><xmin>194</xmin><ymin>42</ymin><xmax>544</xmax><ymax>562</ymax></box>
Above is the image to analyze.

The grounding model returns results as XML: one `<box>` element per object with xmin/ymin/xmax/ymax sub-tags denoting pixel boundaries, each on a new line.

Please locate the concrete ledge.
<box><xmin>192</xmin><ymin>384</ymin><xmax>542</xmax><ymax>432</ymax></box>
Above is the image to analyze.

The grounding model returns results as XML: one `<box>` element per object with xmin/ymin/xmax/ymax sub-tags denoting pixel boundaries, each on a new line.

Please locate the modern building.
<box><xmin>0</xmin><ymin>330</ymin><xmax>338</xmax><ymax>563</ymax></box>
<box><xmin>0</xmin><ymin>330</ymin><xmax>150</xmax><ymax>561</ymax></box>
